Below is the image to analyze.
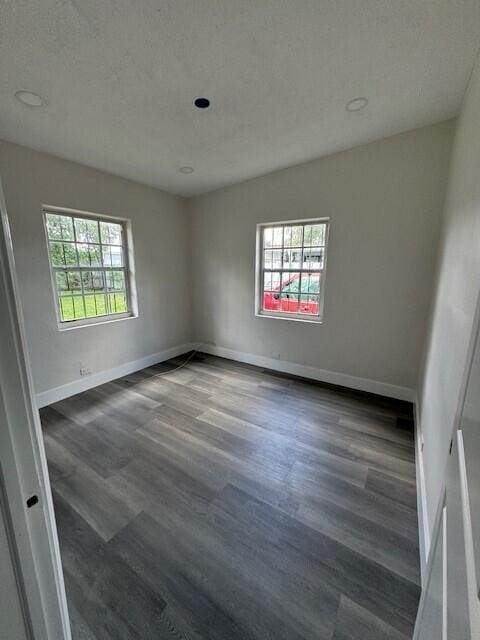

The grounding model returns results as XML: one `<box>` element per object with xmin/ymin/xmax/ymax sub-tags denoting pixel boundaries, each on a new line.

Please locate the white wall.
<box><xmin>417</xmin><ymin>50</ymin><xmax>480</xmax><ymax>538</ymax></box>
<box><xmin>190</xmin><ymin>122</ymin><xmax>453</xmax><ymax>396</ymax></box>
<box><xmin>0</xmin><ymin>141</ymin><xmax>191</xmax><ymax>397</ymax></box>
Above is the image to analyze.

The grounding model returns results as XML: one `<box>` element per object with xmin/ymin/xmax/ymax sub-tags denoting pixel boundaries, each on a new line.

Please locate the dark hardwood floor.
<box><xmin>40</xmin><ymin>353</ymin><xmax>420</xmax><ymax>640</ymax></box>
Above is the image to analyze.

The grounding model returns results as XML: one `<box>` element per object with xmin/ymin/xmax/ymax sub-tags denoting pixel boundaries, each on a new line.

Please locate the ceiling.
<box><xmin>1</xmin><ymin>1</ymin><xmax>479</xmax><ymax>197</ymax></box>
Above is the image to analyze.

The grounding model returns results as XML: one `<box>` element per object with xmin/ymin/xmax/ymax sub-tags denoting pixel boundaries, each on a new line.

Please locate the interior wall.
<box><xmin>0</xmin><ymin>141</ymin><xmax>191</xmax><ymax>397</ymax></box>
<box><xmin>189</xmin><ymin>121</ymin><xmax>453</xmax><ymax>395</ymax></box>
<box><xmin>417</xmin><ymin>49</ymin><xmax>480</xmax><ymax>537</ymax></box>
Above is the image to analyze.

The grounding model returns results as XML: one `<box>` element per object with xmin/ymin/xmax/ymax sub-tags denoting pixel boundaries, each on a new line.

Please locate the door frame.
<box><xmin>413</xmin><ymin>287</ymin><xmax>480</xmax><ymax>637</ymax></box>
<box><xmin>0</xmin><ymin>178</ymin><xmax>71</xmax><ymax>639</ymax></box>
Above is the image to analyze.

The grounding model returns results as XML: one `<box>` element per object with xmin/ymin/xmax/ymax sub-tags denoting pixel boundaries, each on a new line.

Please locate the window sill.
<box><xmin>57</xmin><ymin>312</ymin><xmax>137</xmax><ymax>331</ymax></box>
<box><xmin>255</xmin><ymin>311</ymin><xmax>323</xmax><ymax>324</ymax></box>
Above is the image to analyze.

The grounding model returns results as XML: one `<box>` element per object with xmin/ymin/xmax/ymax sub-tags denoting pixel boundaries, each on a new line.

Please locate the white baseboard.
<box><xmin>414</xmin><ymin>397</ymin><xmax>430</xmax><ymax>585</ymax></box>
<box><xmin>198</xmin><ymin>343</ymin><xmax>415</xmax><ymax>402</ymax></box>
<box><xmin>35</xmin><ymin>342</ymin><xmax>196</xmax><ymax>408</ymax></box>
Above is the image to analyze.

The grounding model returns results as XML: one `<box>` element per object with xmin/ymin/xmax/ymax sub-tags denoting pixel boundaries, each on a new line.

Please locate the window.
<box><xmin>256</xmin><ymin>218</ymin><xmax>329</xmax><ymax>322</ymax></box>
<box><xmin>44</xmin><ymin>209</ymin><xmax>135</xmax><ymax>326</ymax></box>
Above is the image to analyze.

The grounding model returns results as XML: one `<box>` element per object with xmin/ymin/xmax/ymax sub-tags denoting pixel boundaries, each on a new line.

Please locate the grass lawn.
<box><xmin>60</xmin><ymin>292</ymin><xmax>127</xmax><ymax>321</ymax></box>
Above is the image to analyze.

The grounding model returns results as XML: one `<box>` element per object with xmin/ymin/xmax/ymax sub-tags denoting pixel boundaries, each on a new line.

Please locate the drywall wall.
<box><xmin>0</xmin><ymin>141</ymin><xmax>191</xmax><ymax>396</ymax></box>
<box><xmin>417</xmin><ymin>50</ymin><xmax>480</xmax><ymax>538</ymax></box>
<box><xmin>189</xmin><ymin>121</ymin><xmax>454</xmax><ymax>397</ymax></box>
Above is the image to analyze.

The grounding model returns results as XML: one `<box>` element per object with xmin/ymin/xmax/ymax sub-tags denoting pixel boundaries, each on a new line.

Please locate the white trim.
<box><xmin>414</xmin><ymin>397</ymin><xmax>431</xmax><ymax>585</ymax></box>
<box><xmin>42</xmin><ymin>203</ymin><xmax>130</xmax><ymax>223</ymax></box>
<box><xmin>257</xmin><ymin>216</ymin><xmax>331</xmax><ymax>227</ymax></box>
<box><xmin>35</xmin><ymin>342</ymin><xmax>197</xmax><ymax>408</ymax></box>
<box><xmin>457</xmin><ymin>430</ymin><xmax>480</xmax><ymax>632</ymax></box>
<box><xmin>442</xmin><ymin>505</ymin><xmax>447</xmax><ymax>640</ymax></box>
<box><xmin>198</xmin><ymin>343</ymin><xmax>414</xmax><ymax>401</ymax></box>
<box><xmin>57</xmin><ymin>311</ymin><xmax>137</xmax><ymax>331</ymax></box>
<box><xmin>255</xmin><ymin>310</ymin><xmax>324</xmax><ymax>324</ymax></box>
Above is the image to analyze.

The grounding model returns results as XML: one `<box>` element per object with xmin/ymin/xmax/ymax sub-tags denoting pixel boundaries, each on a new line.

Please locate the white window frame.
<box><xmin>42</xmin><ymin>205</ymin><xmax>138</xmax><ymax>330</ymax></box>
<box><xmin>255</xmin><ymin>217</ymin><xmax>330</xmax><ymax>323</ymax></box>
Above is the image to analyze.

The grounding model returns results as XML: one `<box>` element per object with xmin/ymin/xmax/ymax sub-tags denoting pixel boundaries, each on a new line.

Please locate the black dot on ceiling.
<box><xmin>194</xmin><ymin>97</ymin><xmax>210</xmax><ymax>109</ymax></box>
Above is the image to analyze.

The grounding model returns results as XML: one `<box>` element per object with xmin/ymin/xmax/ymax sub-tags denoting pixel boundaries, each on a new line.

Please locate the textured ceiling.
<box><xmin>0</xmin><ymin>1</ymin><xmax>479</xmax><ymax>196</ymax></box>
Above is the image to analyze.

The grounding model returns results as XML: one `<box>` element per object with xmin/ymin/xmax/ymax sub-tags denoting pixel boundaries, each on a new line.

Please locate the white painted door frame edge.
<box><xmin>0</xmin><ymin>178</ymin><xmax>71</xmax><ymax>639</ymax></box>
<box><xmin>413</xmin><ymin>285</ymin><xmax>480</xmax><ymax>637</ymax></box>
<box><xmin>413</xmin><ymin>396</ymin><xmax>430</xmax><ymax>586</ymax></box>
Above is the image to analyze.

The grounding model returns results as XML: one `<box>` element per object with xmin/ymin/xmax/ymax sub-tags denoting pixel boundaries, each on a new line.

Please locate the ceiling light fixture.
<box><xmin>179</xmin><ymin>166</ymin><xmax>194</xmax><ymax>174</ymax></box>
<box><xmin>345</xmin><ymin>97</ymin><xmax>368</xmax><ymax>112</ymax></box>
<box><xmin>194</xmin><ymin>97</ymin><xmax>210</xmax><ymax>109</ymax></box>
<box><xmin>15</xmin><ymin>90</ymin><xmax>46</xmax><ymax>107</ymax></box>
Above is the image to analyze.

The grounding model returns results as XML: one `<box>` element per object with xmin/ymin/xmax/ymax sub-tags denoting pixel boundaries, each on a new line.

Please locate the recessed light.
<box><xmin>194</xmin><ymin>97</ymin><xmax>210</xmax><ymax>109</ymax></box>
<box><xmin>179</xmin><ymin>166</ymin><xmax>194</xmax><ymax>174</ymax></box>
<box><xmin>346</xmin><ymin>97</ymin><xmax>368</xmax><ymax>112</ymax></box>
<box><xmin>15</xmin><ymin>90</ymin><xmax>46</xmax><ymax>107</ymax></box>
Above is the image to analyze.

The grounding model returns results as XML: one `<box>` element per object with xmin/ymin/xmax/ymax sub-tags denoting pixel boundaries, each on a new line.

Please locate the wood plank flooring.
<box><xmin>40</xmin><ymin>353</ymin><xmax>420</xmax><ymax>640</ymax></box>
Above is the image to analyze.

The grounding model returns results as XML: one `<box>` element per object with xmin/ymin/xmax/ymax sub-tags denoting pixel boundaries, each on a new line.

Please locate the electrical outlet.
<box><xmin>80</xmin><ymin>367</ymin><xmax>92</xmax><ymax>377</ymax></box>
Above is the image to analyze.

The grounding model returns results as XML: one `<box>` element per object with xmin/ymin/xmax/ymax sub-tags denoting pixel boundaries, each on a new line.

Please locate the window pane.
<box><xmin>281</xmin><ymin>291</ymin><xmax>299</xmax><ymax>313</ymax></box>
<box><xmin>84</xmin><ymin>291</ymin><xmax>108</xmax><ymax>318</ymax></box>
<box><xmin>66</xmin><ymin>271</ymin><xmax>82</xmax><ymax>293</ymax></box>
<box><xmin>46</xmin><ymin>214</ymin><xmax>74</xmax><ymax>241</ymax></box>
<box><xmin>72</xmin><ymin>296</ymin><xmax>86</xmax><ymax>320</ymax></box>
<box><xmin>102</xmin><ymin>245</ymin><xmax>124</xmax><ymax>267</ymax></box>
<box><xmin>303</xmin><ymin>225</ymin><xmax>313</xmax><ymax>246</ymax></box>
<box><xmin>300</xmin><ymin>272</ymin><xmax>320</xmax><ymax>294</ymax></box>
<box><xmin>50</xmin><ymin>242</ymin><xmax>78</xmax><ymax>267</ymax></box>
<box><xmin>59</xmin><ymin>296</ymin><xmax>74</xmax><ymax>321</ymax></box>
<box><xmin>81</xmin><ymin>271</ymin><xmax>94</xmax><ymax>292</ymax></box>
<box><xmin>282</xmin><ymin>272</ymin><xmax>300</xmax><ymax>293</ymax></box>
<box><xmin>77</xmin><ymin>243</ymin><xmax>89</xmax><ymax>266</ymax></box>
<box><xmin>263</xmin><ymin>227</ymin><xmax>273</xmax><ymax>248</ymax></box>
<box><xmin>84</xmin><ymin>293</ymin><xmax>98</xmax><ymax>318</ymax></box>
<box><xmin>55</xmin><ymin>271</ymin><xmax>68</xmax><ymax>292</ymax></box>
<box><xmin>283</xmin><ymin>247</ymin><xmax>302</xmax><ymax>269</ymax></box>
<box><xmin>100</xmin><ymin>221</ymin><xmax>123</xmax><ymax>245</ymax></box>
<box><xmin>114</xmin><ymin>293</ymin><xmax>127</xmax><ymax>313</ymax></box>
<box><xmin>290</xmin><ymin>226</ymin><xmax>303</xmax><ymax>247</ymax></box>
<box><xmin>272</xmin><ymin>227</ymin><xmax>283</xmax><ymax>248</ymax></box>
<box><xmin>94</xmin><ymin>294</ymin><xmax>107</xmax><ymax>316</ymax></box>
<box><xmin>283</xmin><ymin>226</ymin><xmax>292</xmax><ymax>247</ymax></box>
<box><xmin>262</xmin><ymin>272</ymin><xmax>281</xmax><ymax>311</ymax></box>
<box><xmin>92</xmin><ymin>271</ymin><xmax>105</xmax><ymax>292</ymax></box>
<box><xmin>262</xmin><ymin>288</ymin><xmax>281</xmax><ymax>311</ymax></box>
<box><xmin>303</xmin><ymin>247</ymin><xmax>324</xmax><ymax>270</ymax></box>
<box><xmin>106</xmin><ymin>270</ymin><xmax>125</xmax><ymax>292</ymax></box>
<box><xmin>74</xmin><ymin>218</ymin><xmax>99</xmax><ymax>243</ymax></box>
<box><xmin>111</xmin><ymin>245</ymin><xmax>123</xmax><ymax>266</ymax></box>
<box><xmin>311</xmin><ymin>224</ymin><xmax>326</xmax><ymax>246</ymax></box>
<box><xmin>263</xmin><ymin>249</ymin><xmax>282</xmax><ymax>269</ymax></box>
<box><xmin>271</xmin><ymin>272</ymin><xmax>281</xmax><ymax>290</ymax></box>
<box><xmin>107</xmin><ymin>292</ymin><xmax>127</xmax><ymax>314</ymax></box>
<box><xmin>271</xmin><ymin>249</ymin><xmax>282</xmax><ymax>269</ymax></box>
<box><xmin>81</xmin><ymin>270</ymin><xmax>103</xmax><ymax>292</ymax></box>
<box><xmin>263</xmin><ymin>272</ymin><xmax>272</xmax><ymax>291</ymax></box>
<box><xmin>77</xmin><ymin>244</ymin><xmax>101</xmax><ymax>267</ymax></box>
<box><xmin>299</xmin><ymin>294</ymin><xmax>319</xmax><ymax>315</ymax></box>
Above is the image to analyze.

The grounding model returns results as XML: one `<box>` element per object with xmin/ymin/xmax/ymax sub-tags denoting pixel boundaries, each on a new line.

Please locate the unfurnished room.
<box><xmin>1</xmin><ymin>2</ymin><xmax>480</xmax><ymax>639</ymax></box>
